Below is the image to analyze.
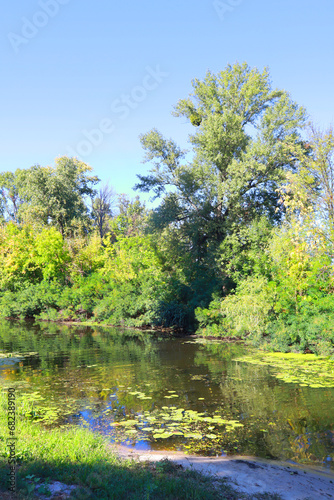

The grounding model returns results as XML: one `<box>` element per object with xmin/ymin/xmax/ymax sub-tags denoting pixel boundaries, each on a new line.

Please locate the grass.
<box><xmin>0</xmin><ymin>388</ymin><xmax>282</xmax><ymax>500</ymax></box>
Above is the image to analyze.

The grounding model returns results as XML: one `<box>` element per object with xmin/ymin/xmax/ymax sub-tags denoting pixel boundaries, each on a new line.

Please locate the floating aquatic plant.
<box><xmin>110</xmin><ymin>406</ymin><xmax>243</xmax><ymax>443</ymax></box>
<box><xmin>235</xmin><ymin>352</ymin><xmax>334</xmax><ymax>388</ymax></box>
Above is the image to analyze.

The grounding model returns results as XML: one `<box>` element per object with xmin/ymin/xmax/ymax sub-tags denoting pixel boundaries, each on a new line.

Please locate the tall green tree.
<box><xmin>1</xmin><ymin>157</ymin><xmax>99</xmax><ymax>236</ymax></box>
<box><xmin>280</xmin><ymin>126</ymin><xmax>334</xmax><ymax>244</ymax></box>
<box><xmin>135</xmin><ymin>63</ymin><xmax>307</xmax><ymax>261</ymax></box>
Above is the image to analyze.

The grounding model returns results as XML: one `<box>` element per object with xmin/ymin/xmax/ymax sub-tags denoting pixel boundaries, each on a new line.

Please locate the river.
<box><xmin>0</xmin><ymin>321</ymin><xmax>333</xmax><ymax>470</ymax></box>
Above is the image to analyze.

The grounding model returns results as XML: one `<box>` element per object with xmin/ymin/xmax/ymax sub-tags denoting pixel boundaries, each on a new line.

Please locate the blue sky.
<box><xmin>1</xmin><ymin>0</ymin><xmax>333</xmax><ymax>203</ymax></box>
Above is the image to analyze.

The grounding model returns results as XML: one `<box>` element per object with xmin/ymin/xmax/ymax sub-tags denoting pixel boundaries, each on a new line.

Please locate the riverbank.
<box><xmin>116</xmin><ymin>445</ymin><xmax>334</xmax><ymax>500</ymax></box>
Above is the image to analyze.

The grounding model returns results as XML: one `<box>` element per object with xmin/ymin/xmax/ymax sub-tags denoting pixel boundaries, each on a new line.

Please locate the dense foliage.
<box><xmin>1</xmin><ymin>63</ymin><xmax>333</xmax><ymax>355</ymax></box>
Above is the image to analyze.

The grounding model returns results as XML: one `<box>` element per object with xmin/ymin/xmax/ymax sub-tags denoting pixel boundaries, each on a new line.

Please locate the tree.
<box><xmin>0</xmin><ymin>171</ymin><xmax>24</xmax><ymax>222</ymax></box>
<box><xmin>1</xmin><ymin>157</ymin><xmax>99</xmax><ymax>236</ymax></box>
<box><xmin>0</xmin><ymin>223</ymin><xmax>69</xmax><ymax>290</ymax></box>
<box><xmin>280</xmin><ymin>127</ymin><xmax>334</xmax><ymax>244</ymax></box>
<box><xmin>135</xmin><ymin>62</ymin><xmax>307</xmax><ymax>262</ymax></box>
<box><xmin>109</xmin><ymin>195</ymin><xmax>148</xmax><ymax>239</ymax></box>
<box><xmin>92</xmin><ymin>183</ymin><xmax>117</xmax><ymax>239</ymax></box>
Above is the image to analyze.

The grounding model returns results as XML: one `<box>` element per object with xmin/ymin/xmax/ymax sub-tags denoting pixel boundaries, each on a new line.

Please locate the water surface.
<box><xmin>0</xmin><ymin>321</ymin><xmax>333</xmax><ymax>470</ymax></box>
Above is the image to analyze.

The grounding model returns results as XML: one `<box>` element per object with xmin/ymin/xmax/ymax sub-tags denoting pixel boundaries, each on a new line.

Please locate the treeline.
<box><xmin>1</xmin><ymin>62</ymin><xmax>334</xmax><ymax>356</ymax></box>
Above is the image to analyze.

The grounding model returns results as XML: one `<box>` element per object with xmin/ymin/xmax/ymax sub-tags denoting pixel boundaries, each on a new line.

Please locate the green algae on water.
<box><xmin>235</xmin><ymin>352</ymin><xmax>334</xmax><ymax>388</ymax></box>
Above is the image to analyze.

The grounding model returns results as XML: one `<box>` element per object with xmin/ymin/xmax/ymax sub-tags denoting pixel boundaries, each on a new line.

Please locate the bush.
<box><xmin>196</xmin><ymin>277</ymin><xmax>276</xmax><ymax>343</ymax></box>
<box><xmin>266</xmin><ymin>296</ymin><xmax>334</xmax><ymax>355</ymax></box>
<box><xmin>58</xmin><ymin>273</ymin><xmax>108</xmax><ymax>320</ymax></box>
<box><xmin>155</xmin><ymin>300</ymin><xmax>189</xmax><ymax>330</ymax></box>
<box><xmin>0</xmin><ymin>280</ymin><xmax>63</xmax><ymax>319</ymax></box>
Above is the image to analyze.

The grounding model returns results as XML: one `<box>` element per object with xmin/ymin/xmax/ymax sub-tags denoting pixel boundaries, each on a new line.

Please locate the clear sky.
<box><xmin>1</xmin><ymin>0</ymin><xmax>333</xmax><ymax>202</ymax></box>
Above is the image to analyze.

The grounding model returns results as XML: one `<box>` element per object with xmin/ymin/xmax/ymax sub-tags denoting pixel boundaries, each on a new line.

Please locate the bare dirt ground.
<box><xmin>115</xmin><ymin>445</ymin><xmax>334</xmax><ymax>500</ymax></box>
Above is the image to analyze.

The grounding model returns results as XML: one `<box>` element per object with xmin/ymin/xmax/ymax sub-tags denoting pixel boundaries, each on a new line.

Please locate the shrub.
<box><xmin>0</xmin><ymin>280</ymin><xmax>63</xmax><ymax>319</ymax></box>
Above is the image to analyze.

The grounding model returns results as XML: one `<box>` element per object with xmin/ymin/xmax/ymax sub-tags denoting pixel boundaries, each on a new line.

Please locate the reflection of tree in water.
<box><xmin>0</xmin><ymin>322</ymin><xmax>159</xmax><ymax>370</ymax></box>
<box><xmin>1</xmin><ymin>323</ymin><xmax>333</xmax><ymax>466</ymax></box>
<box><xmin>0</xmin><ymin>324</ymin><xmax>204</xmax><ymax>432</ymax></box>
<box><xmin>193</xmin><ymin>342</ymin><xmax>334</xmax><ymax>465</ymax></box>
<box><xmin>0</xmin><ymin>322</ymin><xmax>163</xmax><ymax>426</ymax></box>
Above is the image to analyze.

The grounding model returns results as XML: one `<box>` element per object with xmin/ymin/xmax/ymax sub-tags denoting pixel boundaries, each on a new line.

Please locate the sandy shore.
<box><xmin>115</xmin><ymin>445</ymin><xmax>334</xmax><ymax>500</ymax></box>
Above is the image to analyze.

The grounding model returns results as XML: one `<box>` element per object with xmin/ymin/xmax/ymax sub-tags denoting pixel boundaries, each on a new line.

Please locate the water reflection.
<box><xmin>0</xmin><ymin>321</ymin><xmax>333</xmax><ymax>469</ymax></box>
